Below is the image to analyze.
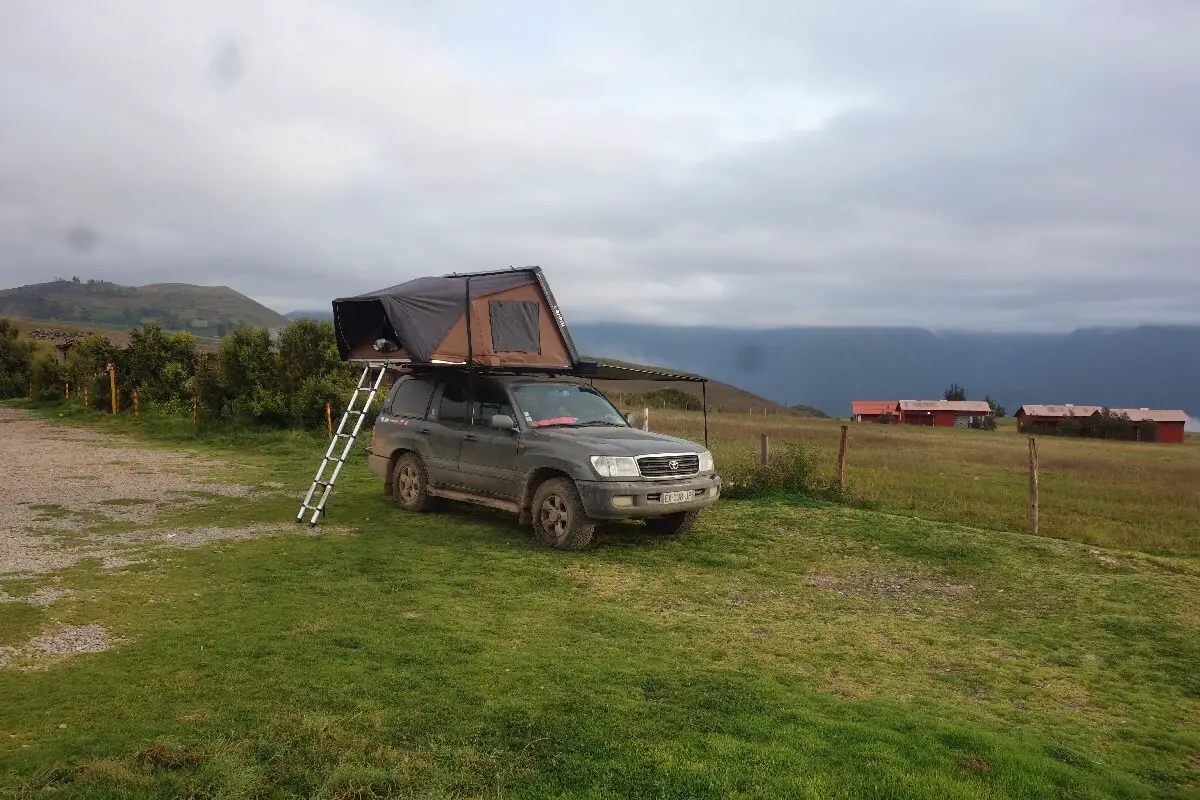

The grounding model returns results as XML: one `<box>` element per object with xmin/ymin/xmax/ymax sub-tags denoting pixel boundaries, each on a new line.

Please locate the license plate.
<box><xmin>659</xmin><ymin>490</ymin><xmax>695</xmax><ymax>504</ymax></box>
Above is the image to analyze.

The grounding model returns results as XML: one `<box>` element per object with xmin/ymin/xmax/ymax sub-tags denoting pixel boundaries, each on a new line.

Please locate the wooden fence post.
<box><xmin>108</xmin><ymin>364</ymin><xmax>117</xmax><ymax>414</ymax></box>
<box><xmin>83</xmin><ymin>385</ymin><xmax>88</xmax><ymax>408</ymax></box>
<box><xmin>643</xmin><ymin>407</ymin><xmax>650</xmax><ymax>432</ymax></box>
<box><xmin>326</xmin><ymin>402</ymin><xmax>333</xmax><ymax>438</ymax></box>
<box><xmin>1028</xmin><ymin>437</ymin><xmax>1039</xmax><ymax>534</ymax></box>
<box><xmin>760</xmin><ymin>434</ymin><xmax>769</xmax><ymax>467</ymax></box>
<box><xmin>65</xmin><ymin>382</ymin><xmax>69</xmax><ymax>400</ymax></box>
<box><xmin>132</xmin><ymin>387</ymin><xmax>139</xmax><ymax>420</ymax></box>
<box><xmin>838</xmin><ymin>424</ymin><xmax>849</xmax><ymax>491</ymax></box>
<box><xmin>193</xmin><ymin>397</ymin><xmax>199</xmax><ymax>431</ymax></box>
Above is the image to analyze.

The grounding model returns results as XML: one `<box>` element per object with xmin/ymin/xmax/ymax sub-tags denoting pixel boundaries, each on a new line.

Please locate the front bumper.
<box><xmin>576</xmin><ymin>474</ymin><xmax>722</xmax><ymax>520</ymax></box>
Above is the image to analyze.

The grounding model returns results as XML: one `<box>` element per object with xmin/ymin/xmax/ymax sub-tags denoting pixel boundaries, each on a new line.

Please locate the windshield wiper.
<box><xmin>575</xmin><ymin>421</ymin><xmax>624</xmax><ymax>427</ymax></box>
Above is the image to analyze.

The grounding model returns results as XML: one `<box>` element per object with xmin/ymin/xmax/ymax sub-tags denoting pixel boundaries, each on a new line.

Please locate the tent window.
<box><xmin>489</xmin><ymin>300</ymin><xmax>541</xmax><ymax>353</ymax></box>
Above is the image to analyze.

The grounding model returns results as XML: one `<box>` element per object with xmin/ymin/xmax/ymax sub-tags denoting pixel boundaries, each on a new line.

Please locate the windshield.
<box><xmin>512</xmin><ymin>383</ymin><xmax>629</xmax><ymax>428</ymax></box>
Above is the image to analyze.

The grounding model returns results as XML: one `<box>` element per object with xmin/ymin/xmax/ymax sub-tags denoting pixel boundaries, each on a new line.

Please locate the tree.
<box><xmin>63</xmin><ymin>334</ymin><xmax>120</xmax><ymax>411</ymax></box>
<box><xmin>276</xmin><ymin>318</ymin><xmax>345</xmax><ymax>398</ymax></box>
<box><xmin>985</xmin><ymin>395</ymin><xmax>1006</xmax><ymax>417</ymax></box>
<box><xmin>0</xmin><ymin>318</ymin><xmax>35</xmax><ymax>397</ymax></box>
<box><xmin>943</xmin><ymin>383</ymin><xmax>967</xmax><ymax>401</ymax></box>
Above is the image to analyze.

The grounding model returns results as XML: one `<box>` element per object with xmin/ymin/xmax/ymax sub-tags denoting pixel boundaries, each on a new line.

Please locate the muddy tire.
<box><xmin>531</xmin><ymin>478</ymin><xmax>595</xmax><ymax>551</ymax></box>
<box><xmin>644</xmin><ymin>509</ymin><xmax>701</xmax><ymax>535</ymax></box>
<box><xmin>392</xmin><ymin>453</ymin><xmax>434</xmax><ymax>512</ymax></box>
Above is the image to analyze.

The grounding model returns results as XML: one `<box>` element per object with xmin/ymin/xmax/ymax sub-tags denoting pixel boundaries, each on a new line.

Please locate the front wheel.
<box><xmin>644</xmin><ymin>509</ymin><xmax>701</xmax><ymax>535</ymax></box>
<box><xmin>392</xmin><ymin>453</ymin><xmax>435</xmax><ymax>512</ymax></box>
<box><xmin>531</xmin><ymin>478</ymin><xmax>595</xmax><ymax>551</ymax></box>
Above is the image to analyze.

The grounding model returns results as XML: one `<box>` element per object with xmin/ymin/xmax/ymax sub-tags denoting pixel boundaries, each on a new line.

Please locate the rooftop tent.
<box><xmin>332</xmin><ymin>267</ymin><xmax>580</xmax><ymax>369</ymax></box>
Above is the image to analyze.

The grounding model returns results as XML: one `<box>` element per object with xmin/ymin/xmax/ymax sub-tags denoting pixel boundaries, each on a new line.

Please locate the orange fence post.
<box><xmin>133</xmin><ymin>387</ymin><xmax>139</xmax><ymax>420</ymax></box>
<box><xmin>83</xmin><ymin>385</ymin><xmax>88</xmax><ymax>408</ymax></box>
<box><xmin>107</xmin><ymin>364</ymin><xmax>118</xmax><ymax>414</ymax></box>
<box><xmin>326</xmin><ymin>402</ymin><xmax>333</xmax><ymax>438</ymax></box>
<box><xmin>65</xmin><ymin>382</ymin><xmax>70</xmax><ymax>400</ymax></box>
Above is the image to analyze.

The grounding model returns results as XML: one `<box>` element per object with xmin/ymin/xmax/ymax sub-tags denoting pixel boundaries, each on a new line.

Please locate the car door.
<box><xmin>458</xmin><ymin>380</ymin><xmax>522</xmax><ymax>497</ymax></box>
<box><xmin>423</xmin><ymin>379</ymin><xmax>471</xmax><ymax>487</ymax></box>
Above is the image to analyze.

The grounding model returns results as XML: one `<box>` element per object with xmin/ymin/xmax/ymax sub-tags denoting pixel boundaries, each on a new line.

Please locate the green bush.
<box><xmin>29</xmin><ymin>352</ymin><xmax>65</xmax><ymax>401</ymax></box>
<box><xmin>0</xmin><ymin>319</ymin><xmax>34</xmax><ymax>397</ymax></box>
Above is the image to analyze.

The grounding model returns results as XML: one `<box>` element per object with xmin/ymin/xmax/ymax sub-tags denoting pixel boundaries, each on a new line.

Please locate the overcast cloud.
<box><xmin>2</xmin><ymin>1</ymin><xmax>1198</xmax><ymax>330</ymax></box>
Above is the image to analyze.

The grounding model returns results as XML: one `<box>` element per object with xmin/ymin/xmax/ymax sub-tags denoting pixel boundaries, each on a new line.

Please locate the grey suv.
<box><xmin>366</xmin><ymin>371</ymin><xmax>721</xmax><ymax>550</ymax></box>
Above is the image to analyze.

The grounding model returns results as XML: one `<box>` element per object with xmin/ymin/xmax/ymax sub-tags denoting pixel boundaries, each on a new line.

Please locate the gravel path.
<box><xmin>0</xmin><ymin>408</ymin><xmax>269</xmax><ymax>577</ymax></box>
<box><xmin>0</xmin><ymin>407</ymin><xmax>312</xmax><ymax>666</ymax></box>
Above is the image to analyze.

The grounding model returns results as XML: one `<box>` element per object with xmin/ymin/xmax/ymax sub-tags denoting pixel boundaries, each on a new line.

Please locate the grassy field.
<box><xmin>1</xmin><ymin>404</ymin><xmax>1199</xmax><ymax>797</ymax></box>
<box><xmin>631</xmin><ymin>408</ymin><xmax>1200</xmax><ymax>556</ymax></box>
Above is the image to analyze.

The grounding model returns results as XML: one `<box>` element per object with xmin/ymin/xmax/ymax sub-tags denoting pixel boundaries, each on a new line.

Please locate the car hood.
<box><xmin>525</xmin><ymin>426</ymin><xmax>706</xmax><ymax>456</ymax></box>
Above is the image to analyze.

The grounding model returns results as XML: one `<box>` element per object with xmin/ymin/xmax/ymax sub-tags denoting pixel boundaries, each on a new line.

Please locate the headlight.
<box><xmin>590</xmin><ymin>455</ymin><xmax>640</xmax><ymax>478</ymax></box>
<box><xmin>698</xmin><ymin>451</ymin><xmax>715</xmax><ymax>473</ymax></box>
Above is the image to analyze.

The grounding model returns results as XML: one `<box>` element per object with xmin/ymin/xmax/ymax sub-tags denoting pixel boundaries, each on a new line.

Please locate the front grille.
<box><xmin>637</xmin><ymin>454</ymin><xmax>700</xmax><ymax>478</ymax></box>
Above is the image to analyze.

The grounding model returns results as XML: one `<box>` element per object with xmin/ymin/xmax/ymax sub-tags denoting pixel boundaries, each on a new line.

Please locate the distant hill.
<box><xmin>584</xmin><ymin>358</ymin><xmax>824</xmax><ymax>417</ymax></box>
<box><xmin>570</xmin><ymin>323</ymin><xmax>1200</xmax><ymax>417</ymax></box>
<box><xmin>287</xmin><ymin>309</ymin><xmax>333</xmax><ymax>322</ymax></box>
<box><xmin>0</xmin><ymin>279</ymin><xmax>289</xmax><ymax>336</ymax></box>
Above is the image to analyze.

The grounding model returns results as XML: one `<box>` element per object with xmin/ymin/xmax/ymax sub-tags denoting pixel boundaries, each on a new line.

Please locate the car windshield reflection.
<box><xmin>512</xmin><ymin>384</ymin><xmax>629</xmax><ymax>429</ymax></box>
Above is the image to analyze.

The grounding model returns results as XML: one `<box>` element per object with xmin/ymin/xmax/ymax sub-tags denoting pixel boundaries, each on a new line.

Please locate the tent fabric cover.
<box><xmin>332</xmin><ymin>269</ymin><xmax>572</xmax><ymax>364</ymax></box>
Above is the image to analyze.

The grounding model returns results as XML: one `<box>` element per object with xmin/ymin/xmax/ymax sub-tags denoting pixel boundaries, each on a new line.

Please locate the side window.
<box><xmin>437</xmin><ymin>381</ymin><xmax>469</xmax><ymax>425</ymax></box>
<box><xmin>389</xmin><ymin>377</ymin><xmax>436</xmax><ymax>419</ymax></box>
<box><xmin>471</xmin><ymin>382</ymin><xmax>515</xmax><ymax>426</ymax></box>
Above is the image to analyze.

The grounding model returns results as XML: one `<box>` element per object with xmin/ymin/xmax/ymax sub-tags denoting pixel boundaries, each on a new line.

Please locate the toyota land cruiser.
<box><xmin>366</xmin><ymin>371</ymin><xmax>721</xmax><ymax>550</ymax></box>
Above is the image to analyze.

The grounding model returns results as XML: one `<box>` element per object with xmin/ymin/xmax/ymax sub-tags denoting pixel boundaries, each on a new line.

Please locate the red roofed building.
<box><xmin>1014</xmin><ymin>405</ymin><xmax>1102</xmax><ymax>434</ymax></box>
<box><xmin>897</xmin><ymin>400</ymin><xmax>994</xmax><ymax>428</ymax></box>
<box><xmin>1014</xmin><ymin>405</ymin><xmax>1189</xmax><ymax>443</ymax></box>
<box><xmin>850</xmin><ymin>401</ymin><xmax>897</xmax><ymax>422</ymax></box>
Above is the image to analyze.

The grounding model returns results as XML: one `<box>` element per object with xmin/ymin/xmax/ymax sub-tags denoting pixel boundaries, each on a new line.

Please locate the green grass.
<box><xmin>1</xmin><ymin>404</ymin><xmax>1199</xmax><ymax>797</ymax></box>
<box><xmin>636</xmin><ymin>408</ymin><xmax>1200</xmax><ymax>555</ymax></box>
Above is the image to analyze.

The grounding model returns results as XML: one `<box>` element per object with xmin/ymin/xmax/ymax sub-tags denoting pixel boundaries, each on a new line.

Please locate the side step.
<box><xmin>427</xmin><ymin>486</ymin><xmax>520</xmax><ymax>515</ymax></box>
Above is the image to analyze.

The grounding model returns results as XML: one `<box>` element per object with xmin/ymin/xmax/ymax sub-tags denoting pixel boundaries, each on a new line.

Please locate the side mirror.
<box><xmin>491</xmin><ymin>414</ymin><xmax>516</xmax><ymax>431</ymax></box>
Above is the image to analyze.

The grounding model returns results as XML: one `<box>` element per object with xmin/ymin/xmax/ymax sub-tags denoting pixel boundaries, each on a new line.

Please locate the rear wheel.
<box><xmin>644</xmin><ymin>509</ymin><xmax>701</xmax><ymax>535</ymax></box>
<box><xmin>392</xmin><ymin>453</ymin><xmax>434</xmax><ymax>512</ymax></box>
<box><xmin>531</xmin><ymin>478</ymin><xmax>595</xmax><ymax>551</ymax></box>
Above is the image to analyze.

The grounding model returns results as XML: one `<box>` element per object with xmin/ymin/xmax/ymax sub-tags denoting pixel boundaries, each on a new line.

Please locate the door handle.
<box><xmin>464</xmin><ymin>434</ymin><xmax>478</xmax><ymax>442</ymax></box>
<box><xmin>418</xmin><ymin>427</ymin><xmax>431</xmax><ymax>434</ymax></box>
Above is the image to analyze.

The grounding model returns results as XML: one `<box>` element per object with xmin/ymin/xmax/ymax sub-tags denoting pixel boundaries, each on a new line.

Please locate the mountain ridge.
<box><xmin>0</xmin><ymin>278</ymin><xmax>290</xmax><ymax>336</ymax></box>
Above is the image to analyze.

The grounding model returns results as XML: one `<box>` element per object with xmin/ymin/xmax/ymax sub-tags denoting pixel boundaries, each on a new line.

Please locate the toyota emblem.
<box><xmin>668</xmin><ymin>459</ymin><xmax>680</xmax><ymax>471</ymax></box>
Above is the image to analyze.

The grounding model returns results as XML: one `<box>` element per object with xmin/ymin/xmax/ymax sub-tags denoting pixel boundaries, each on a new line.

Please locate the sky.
<box><xmin>2</xmin><ymin>0</ymin><xmax>1199</xmax><ymax>331</ymax></box>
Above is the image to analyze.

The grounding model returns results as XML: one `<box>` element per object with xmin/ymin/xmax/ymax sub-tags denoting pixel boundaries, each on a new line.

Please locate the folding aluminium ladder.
<box><xmin>296</xmin><ymin>361</ymin><xmax>389</xmax><ymax>527</ymax></box>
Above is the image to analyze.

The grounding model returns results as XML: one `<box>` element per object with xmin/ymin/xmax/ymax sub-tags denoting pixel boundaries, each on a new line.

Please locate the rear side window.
<box><xmin>437</xmin><ymin>381</ymin><xmax>469</xmax><ymax>425</ymax></box>
<box><xmin>389</xmin><ymin>378</ymin><xmax>436</xmax><ymax>419</ymax></box>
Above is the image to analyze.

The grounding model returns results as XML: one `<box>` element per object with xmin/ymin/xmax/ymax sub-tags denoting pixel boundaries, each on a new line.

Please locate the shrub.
<box><xmin>725</xmin><ymin>441</ymin><xmax>825</xmax><ymax>499</ymax></box>
<box><xmin>0</xmin><ymin>318</ymin><xmax>34</xmax><ymax>397</ymax></box>
<box><xmin>29</xmin><ymin>352</ymin><xmax>65</xmax><ymax>401</ymax></box>
<box><xmin>877</xmin><ymin>410</ymin><xmax>895</xmax><ymax>424</ymax></box>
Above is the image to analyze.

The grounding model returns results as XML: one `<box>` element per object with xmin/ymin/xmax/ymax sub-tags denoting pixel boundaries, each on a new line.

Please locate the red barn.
<box><xmin>1120</xmin><ymin>408</ymin><xmax>1189</xmax><ymax>444</ymax></box>
<box><xmin>897</xmin><ymin>400</ymin><xmax>994</xmax><ymax>427</ymax></box>
<box><xmin>1014</xmin><ymin>405</ymin><xmax>1189</xmax><ymax>443</ymax></box>
<box><xmin>1014</xmin><ymin>405</ymin><xmax>1101</xmax><ymax>434</ymax></box>
<box><xmin>851</xmin><ymin>401</ymin><xmax>897</xmax><ymax>422</ymax></box>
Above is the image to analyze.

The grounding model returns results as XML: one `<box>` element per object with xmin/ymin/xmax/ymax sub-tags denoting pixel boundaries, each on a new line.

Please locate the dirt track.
<box><xmin>0</xmin><ymin>408</ymin><xmax>287</xmax><ymax>577</ymax></box>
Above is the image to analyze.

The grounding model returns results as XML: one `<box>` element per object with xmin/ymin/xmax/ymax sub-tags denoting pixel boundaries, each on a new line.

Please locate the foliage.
<box><xmin>877</xmin><ymin>409</ymin><xmax>895</xmax><ymax>424</ymax></box>
<box><xmin>28</xmin><ymin>352</ymin><xmax>65</xmax><ymax>401</ymax></box>
<box><xmin>1052</xmin><ymin>407</ymin><xmax>1157</xmax><ymax>442</ymax></box>
<box><xmin>614</xmin><ymin>387</ymin><xmax>702</xmax><ymax>411</ymax></box>
<box><xmin>985</xmin><ymin>394</ymin><xmax>1007</xmax><ymax>417</ymax></box>
<box><xmin>0</xmin><ymin>318</ymin><xmax>34</xmax><ymax>397</ymax></box>
<box><xmin>723</xmin><ymin>441</ymin><xmax>845</xmax><ymax>501</ymax></box>
<box><xmin>943</xmin><ymin>383</ymin><xmax>967</xmax><ymax>401</ymax></box>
